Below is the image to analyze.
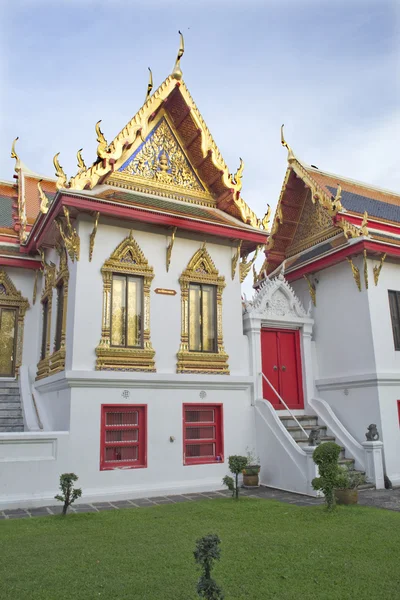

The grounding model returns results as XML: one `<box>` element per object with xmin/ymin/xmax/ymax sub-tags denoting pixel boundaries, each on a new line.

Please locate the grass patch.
<box><xmin>1</xmin><ymin>498</ymin><xmax>399</xmax><ymax>599</ymax></box>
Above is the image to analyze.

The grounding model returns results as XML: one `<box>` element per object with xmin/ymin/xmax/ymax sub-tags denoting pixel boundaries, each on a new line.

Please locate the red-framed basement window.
<box><xmin>183</xmin><ymin>404</ymin><xmax>224</xmax><ymax>465</ymax></box>
<box><xmin>100</xmin><ymin>405</ymin><xmax>147</xmax><ymax>470</ymax></box>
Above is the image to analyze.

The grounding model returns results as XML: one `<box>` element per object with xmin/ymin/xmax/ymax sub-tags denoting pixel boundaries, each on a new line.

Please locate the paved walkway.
<box><xmin>1</xmin><ymin>486</ymin><xmax>399</xmax><ymax>519</ymax></box>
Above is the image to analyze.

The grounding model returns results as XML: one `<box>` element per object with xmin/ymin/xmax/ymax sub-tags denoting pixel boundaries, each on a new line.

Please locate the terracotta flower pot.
<box><xmin>335</xmin><ymin>489</ymin><xmax>358</xmax><ymax>505</ymax></box>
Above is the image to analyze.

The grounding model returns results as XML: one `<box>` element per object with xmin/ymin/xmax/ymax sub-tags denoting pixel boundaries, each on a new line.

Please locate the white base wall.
<box><xmin>0</xmin><ymin>373</ymin><xmax>255</xmax><ymax>510</ymax></box>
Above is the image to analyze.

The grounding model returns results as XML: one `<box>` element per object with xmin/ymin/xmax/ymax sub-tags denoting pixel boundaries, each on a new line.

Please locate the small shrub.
<box><xmin>222</xmin><ymin>455</ymin><xmax>248</xmax><ymax>499</ymax></box>
<box><xmin>336</xmin><ymin>467</ymin><xmax>366</xmax><ymax>490</ymax></box>
<box><xmin>194</xmin><ymin>534</ymin><xmax>224</xmax><ymax>600</ymax></box>
<box><xmin>55</xmin><ymin>473</ymin><xmax>82</xmax><ymax>515</ymax></box>
<box><xmin>311</xmin><ymin>442</ymin><xmax>342</xmax><ymax>510</ymax></box>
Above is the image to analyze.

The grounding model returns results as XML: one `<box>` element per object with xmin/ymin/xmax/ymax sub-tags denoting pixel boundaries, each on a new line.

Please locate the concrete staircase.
<box><xmin>0</xmin><ymin>380</ymin><xmax>24</xmax><ymax>432</ymax></box>
<box><xmin>279</xmin><ymin>414</ymin><xmax>374</xmax><ymax>488</ymax></box>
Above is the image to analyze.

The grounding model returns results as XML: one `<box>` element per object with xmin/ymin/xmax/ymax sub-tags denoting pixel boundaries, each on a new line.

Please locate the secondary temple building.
<box><xmin>0</xmin><ymin>37</ymin><xmax>398</xmax><ymax>509</ymax></box>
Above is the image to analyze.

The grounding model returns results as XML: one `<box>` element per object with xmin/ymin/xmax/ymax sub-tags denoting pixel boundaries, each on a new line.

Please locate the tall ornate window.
<box><xmin>0</xmin><ymin>270</ymin><xmax>29</xmax><ymax>378</ymax></box>
<box><xmin>50</xmin><ymin>248</ymin><xmax>69</xmax><ymax>374</ymax></box>
<box><xmin>96</xmin><ymin>231</ymin><xmax>155</xmax><ymax>371</ymax></box>
<box><xmin>177</xmin><ymin>244</ymin><xmax>229</xmax><ymax>374</ymax></box>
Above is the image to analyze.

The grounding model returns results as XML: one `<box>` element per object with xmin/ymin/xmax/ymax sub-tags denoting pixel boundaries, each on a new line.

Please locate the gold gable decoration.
<box><xmin>0</xmin><ymin>269</ymin><xmax>29</xmax><ymax>377</ymax></box>
<box><xmin>96</xmin><ymin>231</ymin><xmax>155</xmax><ymax>372</ymax></box>
<box><xmin>117</xmin><ymin>117</ymin><xmax>206</xmax><ymax>196</ymax></box>
<box><xmin>36</xmin><ymin>251</ymin><xmax>57</xmax><ymax>380</ymax></box>
<box><xmin>286</xmin><ymin>189</ymin><xmax>338</xmax><ymax>257</ymax></box>
<box><xmin>49</xmin><ymin>247</ymin><xmax>70</xmax><ymax>375</ymax></box>
<box><xmin>177</xmin><ymin>244</ymin><xmax>229</xmax><ymax>374</ymax></box>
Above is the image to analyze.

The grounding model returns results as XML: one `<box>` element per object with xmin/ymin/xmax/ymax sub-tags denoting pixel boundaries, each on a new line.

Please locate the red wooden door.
<box><xmin>261</xmin><ymin>328</ymin><xmax>304</xmax><ymax>410</ymax></box>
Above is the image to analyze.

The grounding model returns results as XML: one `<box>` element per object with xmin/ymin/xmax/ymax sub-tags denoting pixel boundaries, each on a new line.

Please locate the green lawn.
<box><xmin>1</xmin><ymin>498</ymin><xmax>399</xmax><ymax>599</ymax></box>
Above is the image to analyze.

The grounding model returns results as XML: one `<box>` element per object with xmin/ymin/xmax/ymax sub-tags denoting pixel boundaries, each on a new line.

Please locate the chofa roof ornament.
<box><xmin>172</xmin><ymin>31</ymin><xmax>184</xmax><ymax>80</ymax></box>
<box><xmin>280</xmin><ymin>124</ymin><xmax>295</xmax><ymax>163</ymax></box>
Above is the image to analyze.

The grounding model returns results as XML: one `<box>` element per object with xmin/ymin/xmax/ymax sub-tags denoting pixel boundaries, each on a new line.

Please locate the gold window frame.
<box><xmin>177</xmin><ymin>244</ymin><xmax>229</xmax><ymax>374</ymax></box>
<box><xmin>96</xmin><ymin>231</ymin><xmax>155</xmax><ymax>371</ymax></box>
<box><xmin>36</xmin><ymin>258</ymin><xmax>56</xmax><ymax>380</ymax></box>
<box><xmin>0</xmin><ymin>269</ymin><xmax>29</xmax><ymax>377</ymax></box>
<box><xmin>49</xmin><ymin>248</ymin><xmax>69</xmax><ymax>375</ymax></box>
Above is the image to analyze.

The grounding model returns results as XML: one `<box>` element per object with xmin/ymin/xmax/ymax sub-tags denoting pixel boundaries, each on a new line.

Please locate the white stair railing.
<box><xmin>260</xmin><ymin>372</ymin><xmax>309</xmax><ymax>440</ymax></box>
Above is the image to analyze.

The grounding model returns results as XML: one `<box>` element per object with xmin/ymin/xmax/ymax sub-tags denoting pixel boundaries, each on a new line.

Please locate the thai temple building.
<box><xmin>0</xmin><ymin>36</ymin><xmax>398</xmax><ymax>509</ymax></box>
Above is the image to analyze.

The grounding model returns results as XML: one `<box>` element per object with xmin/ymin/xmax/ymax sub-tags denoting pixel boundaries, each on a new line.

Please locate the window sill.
<box><xmin>100</xmin><ymin>463</ymin><xmax>147</xmax><ymax>471</ymax></box>
<box><xmin>177</xmin><ymin>350</ymin><xmax>229</xmax><ymax>375</ymax></box>
<box><xmin>96</xmin><ymin>346</ymin><xmax>156</xmax><ymax>372</ymax></box>
<box><xmin>184</xmin><ymin>458</ymin><xmax>224</xmax><ymax>466</ymax></box>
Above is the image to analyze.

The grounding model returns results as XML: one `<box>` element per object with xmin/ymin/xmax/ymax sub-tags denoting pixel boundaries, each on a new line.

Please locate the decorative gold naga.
<box><xmin>166</xmin><ymin>226</ymin><xmax>177</xmax><ymax>272</ymax></box>
<box><xmin>347</xmin><ymin>257</ymin><xmax>361</xmax><ymax>291</ymax></box>
<box><xmin>259</xmin><ymin>204</ymin><xmax>271</xmax><ymax>230</ymax></box>
<box><xmin>145</xmin><ymin>67</ymin><xmax>153</xmax><ymax>102</ymax></box>
<box><xmin>230</xmin><ymin>158</ymin><xmax>244</xmax><ymax>192</ymax></box>
<box><xmin>38</xmin><ymin>180</ymin><xmax>49</xmax><ymax>214</ymax></box>
<box><xmin>89</xmin><ymin>212</ymin><xmax>100</xmax><ymax>262</ymax></box>
<box><xmin>303</xmin><ymin>275</ymin><xmax>316</xmax><ymax>306</ymax></box>
<box><xmin>172</xmin><ymin>30</ymin><xmax>184</xmax><ymax>80</ymax></box>
<box><xmin>239</xmin><ymin>245</ymin><xmax>262</xmax><ymax>283</ymax></box>
<box><xmin>95</xmin><ymin>120</ymin><xmax>109</xmax><ymax>159</ymax></box>
<box><xmin>373</xmin><ymin>253</ymin><xmax>386</xmax><ymax>286</ymax></box>
<box><xmin>56</xmin><ymin>207</ymin><xmax>80</xmax><ymax>262</ymax></box>
<box><xmin>53</xmin><ymin>153</ymin><xmax>68</xmax><ymax>190</ymax></box>
<box><xmin>77</xmin><ymin>148</ymin><xmax>86</xmax><ymax>173</ymax></box>
<box><xmin>231</xmin><ymin>240</ymin><xmax>242</xmax><ymax>280</ymax></box>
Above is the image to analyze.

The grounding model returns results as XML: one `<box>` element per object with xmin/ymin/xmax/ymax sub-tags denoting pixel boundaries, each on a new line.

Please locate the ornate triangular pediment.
<box><xmin>117</xmin><ymin>117</ymin><xmax>206</xmax><ymax>195</ymax></box>
<box><xmin>286</xmin><ymin>189</ymin><xmax>337</xmax><ymax>257</ymax></box>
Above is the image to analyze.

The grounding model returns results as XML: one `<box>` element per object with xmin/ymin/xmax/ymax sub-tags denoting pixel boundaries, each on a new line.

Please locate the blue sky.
<box><xmin>0</xmin><ymin>0</ymin><xmax>399</xmax><ymax>291</ymax></box>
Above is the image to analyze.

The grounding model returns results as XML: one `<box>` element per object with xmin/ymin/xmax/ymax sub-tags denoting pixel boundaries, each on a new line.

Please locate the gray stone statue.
<box><xmin>365</xmin><ymin>424</ymin><xmax>380</xmax><ymax>441</ymax></box>
<box><xmin>308</xmin><ymin>428</ymin><xmax>321</xmax><ymax>446</ymax></box>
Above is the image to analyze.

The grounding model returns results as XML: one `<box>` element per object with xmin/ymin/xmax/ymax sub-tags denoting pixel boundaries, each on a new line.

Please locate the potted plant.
<box><xmin>335</xmin><ymin>468</ymin><xmax>366</xmax><ymax>505</ymax></box>
<box><xmin>242</xmin><ymin>448</ymin><xmax>261</xmax><ymax>488</ymax></box>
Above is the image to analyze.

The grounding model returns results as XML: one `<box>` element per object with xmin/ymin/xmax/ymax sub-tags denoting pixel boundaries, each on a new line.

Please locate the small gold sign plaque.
<box><xmin>154</xmin><ymin>288</ymin><xmax>177</xmax><ymax>296</ymax></box>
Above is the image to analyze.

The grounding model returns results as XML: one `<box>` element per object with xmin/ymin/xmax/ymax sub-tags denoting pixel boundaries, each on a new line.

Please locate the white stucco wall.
<box><xmin>69</xmin><ymin>215</ymin><xmax>249</xmax><ymax>376</ymax></box>
<box><xmin>1</xmin><ymin>374</ymin><xmax>255</xmax><ymax>508</ymax></box>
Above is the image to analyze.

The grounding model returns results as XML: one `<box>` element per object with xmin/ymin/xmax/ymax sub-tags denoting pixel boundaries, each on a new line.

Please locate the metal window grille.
<box><xmin>183</xmin><ymin>404</ymin><xmax>223</xmax><ymax>465</ymax></box>
<box><xmin>100</xmin><ymin>405</ymin><xmax>146</xmax><ymax>470</ymax></box>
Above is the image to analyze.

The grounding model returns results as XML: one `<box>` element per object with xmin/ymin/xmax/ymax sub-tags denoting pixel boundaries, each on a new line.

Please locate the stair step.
<box><xmin>0</xmin><ymin>389</ymin><xmax>20</xmax><ymax>397</ymax></box>
<box><xmin>0</xmin><ymin>417</ymin><xmax>24</xmax><ymax>425</ymax></box>
<box><xmin>286</xmin><ymin>425</ymin><xmax>327</xmax><ymax>440</ymax></box>
<box><xmin>279</xmin><ymin>415</ymin><xmax>319</xmax><ymax>427</ymax></box>
<box><xmin>0</xmin><ymin>380</ymin><xmax>19</xmax><ymax>387</ymax></box>
<box><xmin>0</xmin><ymin>425</ymin><xmax>24</xmax><ymax>432</ymax></box>
<box><xmin>0</xmin><ymin>409</ymin><xmax>22</xmax><ymax>417</ymax></box>
<box><xmin>0</xmin><ymin>403</ymin><xmax>23</xmax><ymax>410</ymax></box>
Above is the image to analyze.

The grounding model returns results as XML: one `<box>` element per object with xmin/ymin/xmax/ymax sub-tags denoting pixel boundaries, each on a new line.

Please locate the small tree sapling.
<box><xmin>55</xmin><ymin>473</ymin><xmax>82</xmax><ymax>515</ymax></box>
<box><xmin>222</xmin><ymin>455</ymin><xmax>248</xmax><ymax>499</ymax></box>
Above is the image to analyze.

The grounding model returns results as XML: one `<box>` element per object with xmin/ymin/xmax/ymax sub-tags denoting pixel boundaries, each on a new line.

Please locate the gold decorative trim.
<box><xmin>32</xmin><ymin>269</ymin><xmax>39</xmax><ymax>305</ymax></box>
<box><xmin>95</xmin><ymin>231</ymin><xmax>155</xmax><ymax>371</ymax></box>
<box><xmin>373</xmin><ymin>253</ymin><xmax>386</xmax><ymax>286</ymax></box>
<box><xmin>337</xmin><ymin>218</ymin><xmax>362</xmax><ymax>239</ymax></box>
<box><xmin>240</xmin><ymin>245</ymin><xmax>262</xmax><ymax>283</ymax></box>
<box><xmin>363</xmin><ymin>249</ymin><xmax>369</xmax><ymax>290</ymax></box>
<box><xmin>145</xmin><ymin>67</ymin><xmax>153</xmax><ymax>102</ymax></box>
<box><xmin>11</xmin><ymin>137</ymin><xmax>28</xmax><ymax>243</ymax></box>
<box><xmin>231</xmin><ymin>241</ymin><xmax>242</xmax><ymax>280</ymax></box>
<box><xmin>166</xmin><ymin>226</ymin><xmax>177</xmax><ymax>272</ymax></box>
<box><xmin>0</xmin><ymin>269</ymin><xmax>29</xmax><ymax>377</ymax></box>
<box><xmin>347</xmin><ymin>257</ymin><xmax>361</xmax><ymax>292</ymax></box>
<box><xmin>361</xmin><ymin>211</ymin><xmax>369</xmax><ymax>236</ymax></box>
<box><xmin>154</xmin><ymin>288</ymin><xmax>176</xmax><ymax>296</ymax></box>
<box><xmin>303</xmin><ymin>275</ymin><xmax>316</xmax><ymax>306</ymax></box>
<box><xmin>49</xmin><ymin>248</ymin><xmax>69</xmax><ymax>375</ymax></box>
<box><xmin>177</xmin><ymin>243</ymin><xmax>229</xmax><ymax>374</ymax></box>
<box><xmin>36</xmin><ymin>251</ymin><xmax>56</xmax><ymax>380</ymax></box>
<box><xmin>53</xmin><ymin>153</ymin><xmax>68</xmax><ymax>190</ymax></box>
<box><xmin>56</xmin><ymin>207</ymin><xmax>80</xmax><ymax>262</ymax></box>
<box><xmin>38</xmin><ymin>180</ymin><xmax>49</xmax><ymax>214</ymax></box>
<box><xmin>172</xmin><ymin>30</ymin><xmax>184</xmax><ymax>80</ymax></box>
<box><xmin>89</xmin><ymin>212</ymin><xmax>100</xmax><ymax>262</ymax></box>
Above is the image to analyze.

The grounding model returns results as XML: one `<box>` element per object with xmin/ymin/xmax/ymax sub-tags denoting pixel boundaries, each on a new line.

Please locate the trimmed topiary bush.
<box><xmin>193</xmin><ymin>534</ymin><xmax>224</xmax><ymax>600</ymax></box>
<box><xmin>222</xmin><ymin>455</ymin><xmax>248</xmax><ymax>499</ymax></box>
<box><xmin>55</xmin><ymin>473</ymin><xmax>82</xmax><ymax>515</ymax></box>
<box><xmin>311</xmin><ymin>442</ymin><xmax>342</xmax><ymax>510</ymax></box>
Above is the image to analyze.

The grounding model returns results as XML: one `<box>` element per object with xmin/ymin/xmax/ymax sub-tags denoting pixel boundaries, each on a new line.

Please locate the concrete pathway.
<box><xmin>1</xmin><ymin>486</ymin><xmax>399</xmax><ymax>519</ymax></box>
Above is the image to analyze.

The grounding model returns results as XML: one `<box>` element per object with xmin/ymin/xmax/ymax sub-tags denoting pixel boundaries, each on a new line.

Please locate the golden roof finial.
<box><xmin>38</xmin><ymin>179</ymin><xmax>49</xmax><ymax>214</ymax></box>
<box><xmin>11</xmin><ymin>137</ymin><xmax>20</xmax><ymax>172</ymax></box>
<box><xmin>259</xmin><ymin>204</ymin><xmax>271</xmax><ymax>230</ymax></box>
<box><xmin>53</xmin><ymin>152</ymin><xmax>68</xmax><ymax>190</ymax></box>
<box><xmin>77</xmin><ymin>148</ymin><xmax>86</xmax><ymax>172</ymax></box>
<box><xmin>145</xmin><ymin>67</ymin><xmax>153</xmax><ymax>102</ymax></box>
<box><xmin>280</xmin><ymin>124</ymin><xmax>295</xmax><ymax>162</ymax></box>
<box><xmin>172</xmin><ymin>30</ymin><xmax>184</xmax><ymax>80</ymax></box>
<box><xmin>95</xmin><ymin>120</ymin><xmax>109</xmax><ymax>158</ymax></box>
